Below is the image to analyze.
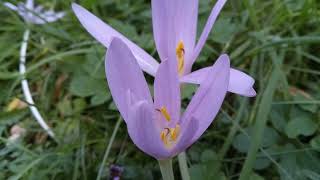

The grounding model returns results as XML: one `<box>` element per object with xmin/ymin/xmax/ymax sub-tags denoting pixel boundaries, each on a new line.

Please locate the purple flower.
<box><xmin>106</xmin><ymin>38</ymin><xmax>230</xmax><ymax>159</ymax></box>
<box><xmin>72</xmin><ymin>0</ymin><xmax>256</xmax><ymax>97</ymax></box>
<box><xmin>4</xmin><ymin>0</ymin><xmax>65</xmax><ymax>24</ymax></box>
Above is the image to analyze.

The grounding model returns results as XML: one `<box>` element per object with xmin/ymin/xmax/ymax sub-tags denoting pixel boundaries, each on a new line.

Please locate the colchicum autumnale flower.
<box><xmin>72</xmin><ymin>0</ymin><xmax>256</xmax><ymax>97</ymax></box>
<box><xmin>106</xmin><ymin>38</ymin><xmax>230</xmax><ymax>159</ymax></box>
<box><xmin>4</xmin><ymin>0</ymin><xmax>65</xmax><ymax>24</ymax></box>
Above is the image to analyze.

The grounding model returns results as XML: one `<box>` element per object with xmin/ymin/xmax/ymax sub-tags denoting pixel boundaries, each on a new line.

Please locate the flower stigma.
<box><xmin>176</xmin><ymin>41</ymin><xmax>185</xmax><ymax>75</ymax></box>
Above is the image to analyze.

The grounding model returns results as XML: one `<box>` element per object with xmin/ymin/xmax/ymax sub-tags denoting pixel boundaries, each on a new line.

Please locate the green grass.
<box><xmin>1</xmin><ymin>0</ymin><xmax>320</xmax><ymax>179</ymax></box>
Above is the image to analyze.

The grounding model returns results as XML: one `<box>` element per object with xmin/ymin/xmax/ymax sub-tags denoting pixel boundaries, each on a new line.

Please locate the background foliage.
<box><xmin>0</xmin><ymin>0</ymin><xmax>320</xmax><ymax>179</ymax></box>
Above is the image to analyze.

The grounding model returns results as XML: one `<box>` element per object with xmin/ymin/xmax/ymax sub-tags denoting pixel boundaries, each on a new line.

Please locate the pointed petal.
<box><xmin>191</xmin><ymin>0</ymin><xmax>227</xmax><ymax>64</ymax></box>
<box><xmin>34</xmin><ymin>5</ymin><xmax>44</xmax><ymax>12</ymax></box>
<box><xmin>154</xmin><ymin>59</ymin><xmax>181</xmax><ymax>125</ymax></box>
<box><xmin>180</xmin><ymin>56</ymin><xmax>256</xmax><ymax>97</ymax></box>
<box><xmin>4</xmin><ymin>2</ymin><xmax>18</xmax><ymax>11</ymax></box>
<box><xmin>31</xmin><ymin>10</ymin><xmax>65</xmax><ymax>24</ymax></box>
<box><xmin>151</xmin><ymin>0</ymin><xmax>198</xmax><ymax>64</ymax></box>
<box><xmin>229</xmin><ymin>68</ymin><xmax>256</xmax><ymax>97</ymax></box>
<box><xmin>72</xmin><ymin>3</ymin><xmax>159</xmax><ymax>76</ymax></box>
<box><xmin>181</xmin><ymin>54</ymin><xmax>230</xmax><ymax>142</ymax></box>
<box><xmin>26</xmin><ymin>0</ymin><xmax>34</xmax><ymax>9</ymax></box>
<box><xmin>105</xmin><ymin>38</ymin><xmax>152</xmax><ymax>122</ymax></box>
<box><xmin>127</xmin><ymin>101</ymin><xmax>171</xmax><ymax>159</ymax></box>
<box><xmin>40</xmin><ymin>10</ymin><xmax>65</xmax><ymax>22</ymax></box>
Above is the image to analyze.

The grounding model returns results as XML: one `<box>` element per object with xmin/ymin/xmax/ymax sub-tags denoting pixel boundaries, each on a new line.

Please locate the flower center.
<box><xmin>176</xmin><ymin>41</ymin><xmax>185</xmax><ymax>76</ymax></box>
<box><xmin>160</xmin><ymin>124</ymin><xmax>181</xmax><ymax>148</ymax></box>
<box><xmin>157</xmin><ymin>106</ymin><xmax>181</xmax><ymax>147</ymax></box>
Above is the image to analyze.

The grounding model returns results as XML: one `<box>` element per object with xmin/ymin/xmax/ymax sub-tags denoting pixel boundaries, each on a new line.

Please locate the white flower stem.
<box><xmin>19</xmin><ymin>29</ymin><xmax>55</xmax><ymax>138</ymax></box>
<box><xmin>158</xmin><ymin>159</ymin><xmax>175</xmax><ymax>180</ymax></box>
<box><xmin>178</xmin><ymin>152</ymin><xmax>190</xmax><ymax>180</ymax></box>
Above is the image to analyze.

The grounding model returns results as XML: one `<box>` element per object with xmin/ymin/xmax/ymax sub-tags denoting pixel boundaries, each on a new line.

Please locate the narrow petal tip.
<box><xmin>4</xmin><ymin>2</ymin><xmax>18</xmax><ymax>11</ymax></box>
<box><xmin>247</xmin><ymin>88</ymin><xmax>257</xmax><ymax>97</ymax></box>
<box><xmin>217</xmin><ymin>53</ymin><xmax>231</xmax><ymax>69</ymax></box>
<box><xmin>71</xmin><ymin>2</ymin><xmax>79</xmax><ymax>10</ymax></box>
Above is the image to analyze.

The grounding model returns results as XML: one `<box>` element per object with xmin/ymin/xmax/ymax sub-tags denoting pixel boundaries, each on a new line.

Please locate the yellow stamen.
<box><xmin>170</xmin><ymin>124</ymin><xmax>181</xmax><ymax>141</ymax></box>
<box><xmin>176</xmin><ymin>41</ymin><xmax>185</xmax><ymax>75</ymax></box>
<box><xmin>160</xmin><ymin>125</ymin><xmax>181</xmax><ymax>147</ymax></box>
<box><xmin>158</xmin><ymin>107</ymin><xmax>171</xmax><ymax>122</ymax></box>
<box><xmin>160</xmin><ymin>129</ymin><xmax>169</xmax><ymax>145</ymax></box>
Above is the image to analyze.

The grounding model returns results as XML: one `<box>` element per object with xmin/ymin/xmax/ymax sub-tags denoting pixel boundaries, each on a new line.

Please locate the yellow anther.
<box><xmin>170</xmin><ymin>124</ymin><xmax>181</xmax><ymax>141</ymax></box>
<box><xmin>160</xmin><ymin>129</ymin><xmax>169</xmax><ymax>145</ymax></box>
<box><xmin>160</xmin><ymin>125</ymin><xmax>181</xmax><ymax>147</ymax></box>
<box><xmin>176</xmin><ymin>41</ymin><xmax>185</xmax><ymax>75</ymax></box>
<box><xmin>158</xmin><ymin>107</ymin><xmax>171</xmax><ymax>122</ymax></box>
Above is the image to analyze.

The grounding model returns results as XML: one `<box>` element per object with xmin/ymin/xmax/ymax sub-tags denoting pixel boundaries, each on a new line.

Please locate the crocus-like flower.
<box><xmin>106</xmin><ymin>38</ymin><xmax>229</xmax><ymax>159</ymax></box>
<box><xmin>4</xmin><ymin>0</ymin><xmax>65</xmax><ymax>24</ymax></box>
<box><xmin>72</xmin><ymin>0</ymin><xmax>256</xmax><ymax>97</ymax></box>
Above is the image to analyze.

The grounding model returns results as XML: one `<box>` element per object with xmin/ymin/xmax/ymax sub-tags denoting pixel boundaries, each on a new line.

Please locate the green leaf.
<box><xmin>57</xmin><ymin>98</ymin><xmax>73</xmax><ymax>116</ymax></box>
<box><xmin>200</xmin><ymin>149</ymin><xmax>217</xmax><ymax>162</ymax></box>
<box><xmin>285</xmin><ymin>0</ymin><xmax>306</xmax><ymax>12</ymax></box>
<box><xmin>70</xmin><ymin>75</ymin><xmax>97</xmax><ymax>97</ymax></box>
<box><xmin>249</xmin><ymin>172</ymin><xmax>264</xmax><ymax>180</ymax></box>
<box><xmin>90</xmin><ymin>92</ymin><xmax>110</xmax><ymax>106</ymax></box>
<box><xmin>232</xmin><ymin>127</ymin><xmax>279</xmax><ymax>153</ymax></box>
<box><xmin>69</xmin><ymin>72</ymin><xmax>108</xmax><ymax>99</ymax></box>
<box><xmin>211</xmin><ymin>17</ymin><xmax>238</xmax><ymax>44</ymax></box>
<box><xmin>253</xmin><ymin>156</ymin><xmax>271</xmax><ymax>170</ymax></box>
<box><xmin>270</xmin><ymin>106</ymin><xmax>288</xmax><ymax>131</ymax></box>
<box><xmin>190</xmin><ymin>164</ymin><xmax>226</xmax><ymax>180</ymax></box>
<box><xmin>299</xmin><ymin>170</ymin><xmax>320</xmax><ymax>180</ymax></box>
<box><xmin>73</xmin><ymin>98</ymin><xmax>87</xmax><ymax>114</ymax></box>
<box><xmin>83</xmin><ymin>47</ymin><xmax>105</xmax><ymax>79</ymax></box>
<box><xmin>285</xmin><ymin>116</ymin><xmax>317</xmax><ymax>138</ymax></box>
<box><xmin>294</xmin><ymin>94</ymin><xmax>318</xmax><ymax>113</ymax></box>
<box><xmin>310</xmin><ymin>135</ymin><xmax>320</xmax><ymax>152</ymax></box>
<box><xmin>232</xmin><ymin>132</ymin><xmax>251</xmax><ymax>153</ymax></box>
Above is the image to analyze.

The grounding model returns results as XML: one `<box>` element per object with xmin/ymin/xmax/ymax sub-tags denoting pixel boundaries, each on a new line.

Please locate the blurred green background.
<box><xmin>1</xmin><ymin>0</ymin><xmax>320</xmax><ymax>179</ymax></box>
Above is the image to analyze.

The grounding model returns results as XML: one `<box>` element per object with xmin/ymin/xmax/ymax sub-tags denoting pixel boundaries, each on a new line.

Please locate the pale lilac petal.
<box><xmin>181</xmin><ymin>54</ymin><xmax>230</xmax><ymax>142</ymax></box>
<box><xmin>151</xmin><ymin>0</ymin><xmax>198</xmax><ymax>66</ymax></box>
<box><xmin>72</xmin><ymin>3</ymin><xmax>159</xmax><ymax>76</ymax></box>
<box><xmin>154</xmin><ymin>59</ymin><xmax>181</xmax><ymax>126</ymax></box>
<box><xmin>4</xmin><ymin>2</ymin><xmax>18</xmax><ymax>11</ymax></box>
<box><xmin>127</xmin><ymin>100</ymin><xmax>170</xmax><ymax>159</ymax></box>
<box><xmin>39</xmin><ymin>10</ymin><xmax>65</xmax><ymax>23</ymax></box>
<box><xmin>26</xmin><ymin>0</ymin><xmax>34</xmax><ymax>9</ymax></box>
<box><xmin>105</xmin><ymin>38</ymin><xmax>153</xmax><ymax>122</ymax></box>
<box><xmin>151</xmin><ymin>0</ymin><xmax>170</xmax><ymax>61</ymax></box>
<box><xmin>191</xmin><ymin>0</ymin><xmax>227</xmax><ymax>65</ymax></box>
<box><xmin>28</xmin><ymin>9</ymin><xmax>65</xmax><ymax>24</ymax></box>
<box><xmin>179</xmin><ymin>67</ymin><xmax>209</xmax><ymax>85</ymax></box>
<box><xmin>180</xmin><ymin>66</ymin><xmax>256</xmax><ymax>97</ymax></box>
<box><xmin>229</xmin><ymin>68</ymin><xmax>256</xmax><ymax>97</ymax></box>
<box><xmin>34</xmin><ymin>5</ymin><xmax>44</xmax><ymax>12</ymax></box>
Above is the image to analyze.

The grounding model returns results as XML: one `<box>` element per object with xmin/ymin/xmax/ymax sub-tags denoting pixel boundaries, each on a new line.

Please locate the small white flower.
<box><xmin>7</xmin><ymin>124</ymin><xmax>26</xmax><ymax>145</ymax></box>
<box><xmin>4</xmin><ymin>0</ymin><xmax>65</xmax><ymax>24</ymax></box>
